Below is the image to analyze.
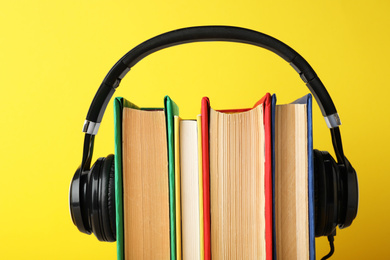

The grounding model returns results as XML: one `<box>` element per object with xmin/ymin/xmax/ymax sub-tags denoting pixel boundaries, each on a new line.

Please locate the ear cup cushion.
<box><xmin>314</xmin><ymin>150</ymin><xmax>339</xmax><ymax>237</ymax></box>
<box><xmin>89</xmin><ymin>158</ymin><xmax>105</xmax><ymax>241</ymax></box>
<box><xmin>69</xmin><ymin>166</ymin><xmax>92</xmax><ymax>235</ymax></box>
<box><xmin>322</xmin><ymin>152</ymin><xmax>339</xmax><ymax>236</ymax></box>
<box><xmin>100</xmin><ymin>154</ymin><xmax>116</xmax><ymax>242</ymax></box>
<box><xmin>107</xmin><ymin>154</ymin><xmax>116</xmax><ymax>240</ymax></box>
<box><xmin>338</xmin><ymin>158</ymin><xmax>359</xmax><ymax>229</ymax></box>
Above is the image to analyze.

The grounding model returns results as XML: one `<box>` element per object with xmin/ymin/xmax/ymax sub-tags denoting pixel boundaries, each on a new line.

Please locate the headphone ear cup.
<box><xmin>108</xmin><ymin>158</ymin><xmax>116</xmax><ymax>239</ymax></box>
<box><xmin>313</xmin><ymin>149</ymin><xmax>338</xmax><ymax>237</ymax></box>
<box><xmin>69</xmin><ymin>166</ymin><xmax>92</xmax><ymax>235</ymax></box>
<box><xmin>87</xmin><ymin>155</ymin><xmax>116</xmax><ymax>242</ymax></box>
<box><xmin>338</xmin><ymin>158</ymin><xmax>359</xmax><ymax>229</ymax></box>
<box><xmin>100</xmin><ymin>154</ymin><xmax>116</xmax><ymax>242</ymax></box>
<box><xmin>88</xmin><ymin>157</ymin><xmax>105</xmax><ymax>241</ymax></box>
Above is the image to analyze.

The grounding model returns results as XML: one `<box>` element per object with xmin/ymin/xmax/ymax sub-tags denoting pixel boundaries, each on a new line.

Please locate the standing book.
<box><xmin>271</xmin><ymin>94</ymin><xmax>315</xmax><ymax>260</ymax></box>
<box><xmin>174</xmin><ymin>116</ymin><xmax>182</xmax><ymax>260</ymax></box>
<box><xmin>114</xmin><ymin>96</ymin><xmax>179</xmax><ymax>260</ymax></box>
<box><xmin>201</xmin><ymin>93</ymin><xmax>272</xmax><ymax>260</ymax></box>
<box><xmin>177</xmin><ymin>116</ymin><xmax>204</xmax><ymax>260</ymax></box>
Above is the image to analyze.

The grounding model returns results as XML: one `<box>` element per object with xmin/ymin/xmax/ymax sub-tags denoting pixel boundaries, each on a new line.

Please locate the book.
<box><xmin>113</xmin><ymin>93</ymin><xmax>314</xmax><ymax>260</ymax></box>
<box><xmin>114</xmin><ymin>96</ymin><xmax>179</xmax><ymax>260</ymax></box>
<box><xmin>201</xmin><ymin>94</ymin><xmax>272</xmax><ymax>260</ymax></box>
<box><xmin>200</xmin><ymin>98</ymin><xmax>211</xmax><ymax>260</ymax></box>
<box><xmin>165</xmin><ymin>97</ymin><xmax>180</xmax><ymax>260</ymax></box>
<box><xmin>174</xmin><ymin>116</ymin><xmax>182</xmax><ymax>260</ymax></box>
<box><xmin>271</xmin><ymin>94</ymin><xmax>314</xmax><ymax>260</ymax></box>
<box><xmin>197</xmin><ymin>115</ymin><xmax>205</xmax><ymax>260</ymax></box>
<box><xmin>114</xmin><ymin>97</ymin><xmax>138</xmax><ymax>260</ymax></box>
<box><xmin>178</xmin><ymin>117</ymin><xmax>203</xmax><ymax>260</ymax></box>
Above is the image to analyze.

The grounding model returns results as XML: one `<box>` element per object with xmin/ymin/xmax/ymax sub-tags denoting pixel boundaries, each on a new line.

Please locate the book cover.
<box><xmin>271</xmin><ymin>95</ymin><xmax>276</xmax><ymax>260</ymax></box>
<box><xmin>174</xmin><ymin>116</ymin><xmax>182</xmax><ymax>260</ymax></box>
<box><xmin>165</xmin><ymin>96</ymin><xmax>180</xmax><ymax>260</ymax></box>
<box><xmin>200</xmin><ymin>98</ymin><xmax>210</xmax><ymax>260</ymax></box>
<box><xmin>197</xmin><ymin>115</ymin><xmax>205</xmax><ymax>260</ymax></box>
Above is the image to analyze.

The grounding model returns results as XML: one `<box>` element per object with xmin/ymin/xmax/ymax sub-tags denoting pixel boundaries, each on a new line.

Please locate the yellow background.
<box><xmin>1</xmin><ymin>0</ymin><xmax>389</xmax><ymax>259</ymax></box>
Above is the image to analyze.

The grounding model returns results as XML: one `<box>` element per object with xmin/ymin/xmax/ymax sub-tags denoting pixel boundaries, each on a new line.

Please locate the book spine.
<box><xmin>174</xmin><ymin>116</ymin><xmax>182</xmax><ymax>260</ymax></box>
<box><xmin>263</xmin><ymin>94</ymin><xmax>273</xmax><ymax>260</ymax></box>
<box><xmin>201</xmin><ymin>97</ymin><xmax>211</xmax><ymax>260</ymax></box>
<box><xmin>165</xmin><ymin>96</ymin><xmax>179</xmax><ymax>260</ymax></box>
<box><xmin>197</xmin><ymin>115</ymin><xmax>205</xmax><ymax>260</ymax></box>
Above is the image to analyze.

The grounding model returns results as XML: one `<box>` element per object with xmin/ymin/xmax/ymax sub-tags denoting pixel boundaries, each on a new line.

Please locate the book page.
<box><xmin>209</xmin><ymin>105</ymin><xmax>265</xmax><ymax>260</ymax></box>
<box><xmin>275</xmin><ymin>104</ymin><xmax>309</xmax><ymax>260</ymax></box>
<box><xmin>122</xmin><ymin>108</ymin><xmax>170</xmax><ymax>260</ymax></box>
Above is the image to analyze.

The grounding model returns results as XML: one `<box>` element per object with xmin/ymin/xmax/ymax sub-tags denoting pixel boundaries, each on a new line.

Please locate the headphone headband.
<box><xmin>83</xmin><ymin>26</ymin><xmax>340</xmax><ymax>136</ymax></box>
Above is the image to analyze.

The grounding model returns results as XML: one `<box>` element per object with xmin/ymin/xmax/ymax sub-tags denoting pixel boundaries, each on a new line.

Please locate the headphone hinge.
<box><xmin>83</xmin><ymin>120</ymin><xmax>100</xmax><ymax>135</ymax></box>
<box><xmin>324</xmin><ymin>113</ymin><xmax>341</xmax><ymax>128</ymax></box>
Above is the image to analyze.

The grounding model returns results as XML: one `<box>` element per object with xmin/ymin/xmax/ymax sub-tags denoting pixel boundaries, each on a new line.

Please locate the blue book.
<box><xmin>272</xmin><ymin>94</ymin><xmax>315</xmax><ymax>260</ymax></box>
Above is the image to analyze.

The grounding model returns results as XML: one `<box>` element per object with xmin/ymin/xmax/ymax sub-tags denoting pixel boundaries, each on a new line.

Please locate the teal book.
<box><xmin>114</xmin><ymin>96</ymin><xmax>179</xmax><ymax>260</ymax></box>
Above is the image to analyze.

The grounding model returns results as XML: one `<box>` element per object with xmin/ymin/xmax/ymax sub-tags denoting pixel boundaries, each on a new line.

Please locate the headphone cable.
<box><xmin>321</xmin><ymin>234</ymin><xmax>335</xmax><ymax>260</ymax></box>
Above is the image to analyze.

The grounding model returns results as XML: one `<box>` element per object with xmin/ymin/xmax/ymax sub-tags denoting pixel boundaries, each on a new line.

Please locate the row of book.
<box><xmin>113</xmin><ymin>93</ymin><xmax>315</xmax><ymax>260</ymax></box>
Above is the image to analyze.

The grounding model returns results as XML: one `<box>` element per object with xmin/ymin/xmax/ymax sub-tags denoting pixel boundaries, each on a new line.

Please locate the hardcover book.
<box><xmin>177</xmin><ymin>116</ymin><xmax>204</xmax><ymax>260</ymax></box>
<box><xmin>201</xmin><ymin>94</ymin><xmax>272</xmax><ymax>260</ymax></box>
<box><xmin>271</xmin><ymin>94</ymin><xmax>315</xmax><ymax>260</ymax></box>
<box><xmin>114</xmin><ymin>96</ymin><xmax>179</xmax><ymax>260</ymax></box>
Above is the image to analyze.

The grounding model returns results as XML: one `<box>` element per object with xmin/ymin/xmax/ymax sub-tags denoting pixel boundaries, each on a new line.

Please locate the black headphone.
<box><xmin>69</xmin><ymin>26</ymin><xmax>358</xmax><ymax>242</ymax></box>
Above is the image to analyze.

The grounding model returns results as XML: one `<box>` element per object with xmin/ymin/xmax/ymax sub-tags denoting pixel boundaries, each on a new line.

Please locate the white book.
<box><xmin>180</xmin><ymin>119</ymin><xmax>201</xmax><ymax>260</ymax></box>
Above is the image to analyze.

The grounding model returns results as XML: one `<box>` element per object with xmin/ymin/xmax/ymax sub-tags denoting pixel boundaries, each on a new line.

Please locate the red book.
<box><xmin>201</xmin><ymin>97</ymin><xmax>211</xmax><ymax>260</ymax></box>
<box><xmin>201</xmin><ymin>94</ymin><xmax>272</xmax><ymax>259</ymax></box>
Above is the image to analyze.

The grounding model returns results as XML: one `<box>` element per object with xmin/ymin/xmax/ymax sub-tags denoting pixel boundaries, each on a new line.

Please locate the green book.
<box><xmin>165</xmin><ymin>96</ymin><xmax>180</xmax><ymax>260</ymax></box>
<box><xmin>114</xmin><ymin>96</ymin><xmax>179</xmax><ymax>260</ymax></box>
